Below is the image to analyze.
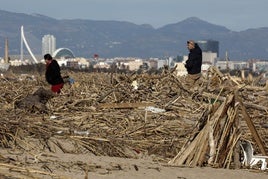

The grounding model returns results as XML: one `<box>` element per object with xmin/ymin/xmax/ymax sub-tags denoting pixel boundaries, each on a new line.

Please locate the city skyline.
<box><xmin>0</xmin><ymin>0</ymin><xmax>268</xmax><ymax>31</ymax></box>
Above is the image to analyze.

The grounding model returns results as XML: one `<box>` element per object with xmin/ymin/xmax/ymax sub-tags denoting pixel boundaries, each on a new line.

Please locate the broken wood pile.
<box><xmin>0</xmin><ymin>66</ymin><xmax>267</xmax><ymax>177</ymax></box>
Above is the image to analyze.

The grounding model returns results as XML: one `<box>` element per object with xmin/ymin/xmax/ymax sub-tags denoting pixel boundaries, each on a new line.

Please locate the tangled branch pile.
<box><xmin>0</xmin><ymin>67</ymin><xmax>267</xmax><ymax>178</ymax></box>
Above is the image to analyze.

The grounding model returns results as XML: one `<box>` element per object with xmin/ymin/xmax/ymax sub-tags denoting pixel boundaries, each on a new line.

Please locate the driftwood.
<box><xmin>236</xmin><ymin>93</ymin><xmax>267</xmax><ymax>156</ymax></box>
<box><xmin>168</xmin><ymin>93</ymin><xmax>241</xmax><ymax>168</ymax></box>
<box><xmin>168</xmin><ymin>67</ymin><xmax>268</xmax><ymax>168</ymax></box>
<box><xmin>0</xmin><ymin>67</ymin><xmax>267</xmax><ymax>178</ymax></box>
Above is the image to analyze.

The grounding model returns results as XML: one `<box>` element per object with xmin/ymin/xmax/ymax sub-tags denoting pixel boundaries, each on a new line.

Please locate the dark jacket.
<box><xmin>185</xmin><ymin>43</ymin><xmax>202</xmax><ymax>74</ymax></box>
<box><xmin>45</xmin><ymin>60</ymin><xmax>64</xmax><ymax>85</ymax></box>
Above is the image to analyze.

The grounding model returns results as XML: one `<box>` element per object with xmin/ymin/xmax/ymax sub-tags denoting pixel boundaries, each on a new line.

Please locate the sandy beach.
<box><xmin>0</xmin><ymin>147</ymin><xmax>267</xmax><ymax>179</ymax></box>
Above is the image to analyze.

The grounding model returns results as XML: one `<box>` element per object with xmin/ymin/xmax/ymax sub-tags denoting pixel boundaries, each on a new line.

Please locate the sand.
<box><xmin>0</xmin><ymin>148</ymin><xmax>267</xmax><ymax>179</ymax></box>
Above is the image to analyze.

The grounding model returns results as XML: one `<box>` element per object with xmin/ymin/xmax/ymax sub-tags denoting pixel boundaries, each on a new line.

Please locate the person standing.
<box><xmin>44</xmin><ymin>54</ymin><xmax>64</xmax><ymax>93</ymax></box>
<box><xmin>184</xmin><ymin>40</ymin><xmax>202</xmax><ymax>88</ymax></box>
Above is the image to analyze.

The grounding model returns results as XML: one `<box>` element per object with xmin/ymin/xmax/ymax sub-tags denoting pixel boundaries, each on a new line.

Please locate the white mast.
<box><xmin>20</xmin><ymin>26</ymin><xmax>39</xmax><ymax>63</ymax></box>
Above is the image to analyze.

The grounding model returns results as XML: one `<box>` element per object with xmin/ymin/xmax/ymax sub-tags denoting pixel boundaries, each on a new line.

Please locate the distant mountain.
<box><xmin>0</xmin><ymin>9</ymin><xmax>267</xmax><ymax>60</ymax></box>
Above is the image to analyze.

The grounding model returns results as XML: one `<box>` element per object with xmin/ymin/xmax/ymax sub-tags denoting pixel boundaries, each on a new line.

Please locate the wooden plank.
<box><xmin>169</xmin><ymin>94</ymin><xmax>235</xmax><ymax>167</ymax></box>
<box><xmin>236</xmin><ymin>93</ymin><xmax>267</xmax><ymax>156</ymax></box>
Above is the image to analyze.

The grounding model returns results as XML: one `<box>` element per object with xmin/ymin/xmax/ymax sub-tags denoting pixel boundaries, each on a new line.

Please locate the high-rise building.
<box><xmin>42</xmin><ymin>35</ymin><xmax>56</xmax><ymax>55</ymax></box>
<box><xmin>197</xmin><ymin>40</ymin><xmax>219</xmax><ymax>57</ymax></box>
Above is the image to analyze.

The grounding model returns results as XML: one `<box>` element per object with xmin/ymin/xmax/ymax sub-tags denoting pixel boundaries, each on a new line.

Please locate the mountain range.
<box><xmin>0</xmin><ymin>9</ymin><xmax>268</xmax><ymax>60</ymax></box>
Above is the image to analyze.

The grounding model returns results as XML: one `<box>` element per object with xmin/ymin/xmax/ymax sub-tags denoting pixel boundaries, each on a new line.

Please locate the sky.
<box><xmin>1</xmin><ymin>0</ymin><xmax>268</xmax><ymax>31</ymax></box>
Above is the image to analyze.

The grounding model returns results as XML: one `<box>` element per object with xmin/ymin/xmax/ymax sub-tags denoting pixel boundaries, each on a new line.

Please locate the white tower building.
<box><xmin>42</xmin><ymin>34</ymin><xmax>56</xmax><ymax>55</ymax></box>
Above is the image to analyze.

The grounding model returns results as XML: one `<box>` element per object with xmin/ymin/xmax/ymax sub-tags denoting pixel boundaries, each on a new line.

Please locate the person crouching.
<box><xmin>44</xmin><ymin>54</ymin><xmax>64</xmax><ymax>94</ymax></box>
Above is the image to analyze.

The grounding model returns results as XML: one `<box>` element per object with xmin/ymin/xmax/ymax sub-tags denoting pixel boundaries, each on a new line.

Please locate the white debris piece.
<box><xmin>131</xmin><ymin>80</ymin><xmax>139</xmax><ymax>90</ymax></box>
<box><xmin>145</xmin><ymin>106</ymin><xmax>166</xmax><ymax>113</ymax></box>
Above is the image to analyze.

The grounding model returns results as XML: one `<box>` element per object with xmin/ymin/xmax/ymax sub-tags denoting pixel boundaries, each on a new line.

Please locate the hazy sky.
<box><xmin>1</xmin><ymin>0</ymin><xmax>268</xmax><ymax>31</ymax></box>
